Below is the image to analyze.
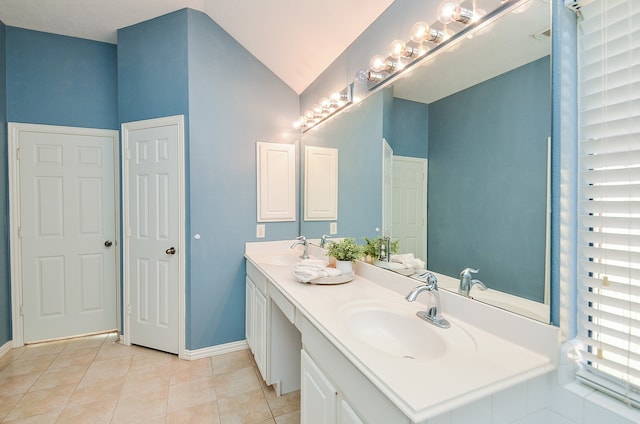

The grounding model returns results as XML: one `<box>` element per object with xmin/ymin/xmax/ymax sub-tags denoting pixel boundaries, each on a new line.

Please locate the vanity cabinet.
<box><xmin>298</xmin><ymin>314</ymin><xmax>408</xmax><ymax>424</ymax></box>
<box><xmin>245</xmin><ymin>263</ymin><xmax>268</xmax><ymax>379</ymax></box>
<box><xmin>245</xmin><ymin>260</ymin><xmax>301</xmax><ymax>395</ymax></box>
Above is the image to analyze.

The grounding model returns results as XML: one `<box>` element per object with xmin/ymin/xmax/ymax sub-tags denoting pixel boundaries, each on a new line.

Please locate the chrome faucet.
<box><xmin>458</xmin><ymin>268</ymin><xmax>487</xmax><ymax>297</ymax></box>
<box><xmin>320</xmin><ymin>234</ymin><xmax>332</xmax><ymax>248</ymax></box>
<box><xmin>405</xmin><ymin>272</ymin><xmax>450</xmax><ymax>329</ymax></box>
<box><xmin>290</xmin><ymin>236</ymin><xmax>309</xmax><ymax>259</ymax></box>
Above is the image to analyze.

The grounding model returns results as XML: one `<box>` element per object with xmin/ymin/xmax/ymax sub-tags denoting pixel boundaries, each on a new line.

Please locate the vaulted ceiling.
<box><xmin>0</xmin><ymin>0</ymin><xmax>396</xmax><ymax>94</ymax></box>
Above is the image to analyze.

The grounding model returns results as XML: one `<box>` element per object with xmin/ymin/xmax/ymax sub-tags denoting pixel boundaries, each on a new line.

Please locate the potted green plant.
<box><xmin>362</xmin><ymin>236</ymin><xmax>399</xmax><ymax>264</ymax></box>
<box><xmin>326</xmin><ymin>238</ymin><xmax>364</xmax><ymax>274</ymax></box>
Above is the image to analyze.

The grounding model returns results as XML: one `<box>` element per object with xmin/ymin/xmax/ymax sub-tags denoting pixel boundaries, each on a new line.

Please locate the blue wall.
<box><xmin>185</xmin><ymin>9</ymin><xmax>298</xmax><ymax>348</ymax></box>
<box><xmin>6</xmin><ymin>27</ymin><xmax>117</xmax><ymax>129</ymax></box>
<box><xmin>0</xmin><ymin>22</ymin><xmax>10</xmax><ymax>347</ymax></box>
<box><xmin>118</xmin><ymin>9</ymin><xmax>298</xmax><ymax>350</ymax></box>
<box><xmin>389</xmin><ymin>98</ymin><xmax>428</xmax><ymax>158</ymax></box>
<box><xmin>301</xmin><ymin>89</ymin><xmax>386</xmax><ymax>241</ymax></box>
<box><xmin>427</xmin><ymin>56</ymin><xmax>551</xmax><ymax>302</ymax></box>
<box><xmin>0</xmin><ymin>26</ymin><xmax>118</xmax><ymax>347</ymax></box>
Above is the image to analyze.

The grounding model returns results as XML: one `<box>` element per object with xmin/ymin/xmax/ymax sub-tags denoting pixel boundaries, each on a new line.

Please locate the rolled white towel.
<box><xmin>291</xmin><ymin>260</ymin><xmax>341</xmax><ymax>282</ymax></box>
<box><xmin>391</xmin><ymin>253</ymin><xmax>415</xmax><ymax>264</ymax></box>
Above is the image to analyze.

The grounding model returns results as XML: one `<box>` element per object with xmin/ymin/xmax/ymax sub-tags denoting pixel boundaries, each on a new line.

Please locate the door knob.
<box><xmin>104</xmin><ymin>240</ymin><xmax>113</xmax><ymax>247</ymax></box>
<box><xmin>165</xmin><ymin>247</ymin><xmax>176</xmax><ymax>255</ymax></box>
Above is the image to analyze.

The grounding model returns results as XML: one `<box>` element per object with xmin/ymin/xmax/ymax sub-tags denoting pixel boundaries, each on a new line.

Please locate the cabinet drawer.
<box><xmin>270</xmin><ymin>285</ymin><xmax>295</xmax><ymax>323</ymax></box>
<box><xmin>246</xmin><ymin>260</ymin><xmax>267</xmax><ymax>295</ymax></box>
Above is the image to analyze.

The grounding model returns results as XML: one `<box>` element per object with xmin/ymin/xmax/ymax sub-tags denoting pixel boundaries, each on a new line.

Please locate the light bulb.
<box><xmin>370</xmin><ymin>55</ymin><xmax>388</xmax><ymax>72</ymax></box>
<box><xmin>355</xmin><ymin>68</ymin><xmax>368</xmax><ymax>84</ymax></box>
<box><xmin>319</xmin><ymin>97</ymin><xmax>331</xmax><ymax>110</ymax></box>
<box><xmin>389</xmin><ymin>40</ymin><xmax>406</xmax><ymax>59</ymax></box>
<box><xmin>410</xmin><ymin>22</ymin><xmax>430</xmax><ymax>43</ymax></box>
<box><xmin>437</xmin><ymin>1</ymin><xmax>460</xmax><ymax>24</ymax></box>
<box><xmin>304</xmin><ymin>110</ymin><xmax>315</xmax><ymax>120</ymax></box>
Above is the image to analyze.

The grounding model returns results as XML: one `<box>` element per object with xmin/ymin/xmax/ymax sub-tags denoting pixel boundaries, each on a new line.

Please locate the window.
<box><xmin>577</xmin><ymin>0</ymin><xmax>640</xmax><ymax>407</ymax></box>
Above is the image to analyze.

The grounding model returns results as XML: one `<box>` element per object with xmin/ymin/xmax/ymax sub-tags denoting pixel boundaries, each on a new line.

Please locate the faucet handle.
<box><xmin>460</xmin><ymin>268</ymin><xmax>479</xmax><ymax>278</ymax></box>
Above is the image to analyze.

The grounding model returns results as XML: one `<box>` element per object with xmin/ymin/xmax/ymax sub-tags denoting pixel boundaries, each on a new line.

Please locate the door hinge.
<box><xmin>127</xmin><ymin>304</ymin><xmax>131</xmax><ymax>315</ymax></box>
<box><xmin>125</xmin><ymin>149</ymin><xmax>131</xmax><ymax>160</ymax></box>
<box><xmin>20</xmin><ymin>305</ymin><xmax>24</xmax><ymax>316</ymax></box>
<box><xmin>17</xmin><ymin>227</ymin><xmax>22</xmax><ymax>239</ymax></box>
<box><xmin>16</xmin><ymin>148</ymin><xmax>20</xmax><ymax>160</ymax></box>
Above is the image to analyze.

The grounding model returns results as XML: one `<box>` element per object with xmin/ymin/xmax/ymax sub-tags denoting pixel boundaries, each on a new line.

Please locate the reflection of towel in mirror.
<box><xmin>291</xmin><ymin>259</ymin><xmax>342</xmax><ymax>282</ymax></box>
<box><xmin>390</xmin><ymin>254</ymin><xmax>425</xmax><ymax>270</ymax></box>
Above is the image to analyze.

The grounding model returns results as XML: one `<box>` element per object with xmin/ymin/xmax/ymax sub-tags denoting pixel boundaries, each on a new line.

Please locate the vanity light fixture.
<box><xmin>293</xmin><ymin>85</ymin><xmax>353</xmax><ymax>131</ymax></box>
<box><xmin>388</xmin><ymin>39</ymin><xmax>420</xmax><ymax>59</ymax></box>
<box><xmin>410</xmin><ymin>22</ymin><xmax>447</xmax><ymax>44</ymax></box>
<box><xmin>370</xmin><ymin>54</ymin><xmax>398</xmax><ymax>73</ymax></box>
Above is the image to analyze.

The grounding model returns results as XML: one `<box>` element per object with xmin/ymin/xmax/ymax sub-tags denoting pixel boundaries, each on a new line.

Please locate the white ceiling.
<box><xmin>0</xmin><ymin>0</ymin><xmax>395</xmax><ymax>94</ymax></box>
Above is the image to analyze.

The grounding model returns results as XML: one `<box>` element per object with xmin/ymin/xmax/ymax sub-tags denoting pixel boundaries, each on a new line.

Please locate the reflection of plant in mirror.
<box><xmin>363</xmin><ymin>236</ymin><xmax>399</xmax><ymax>258</ymax></box>
<box><xmin>327</xmin><ymin>238</ymin><xmax>365</xmax><ymax>262</ymax></box>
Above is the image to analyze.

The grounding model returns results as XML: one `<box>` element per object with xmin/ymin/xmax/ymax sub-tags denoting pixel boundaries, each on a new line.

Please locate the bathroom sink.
<box><xmin>340</xmin><ymin>300</ymin><xmax>477</xmax><ymax>361</ymax></box>
<box><xmin>256</xmin><ymin>254</ymin><xmax>319</xmax><ymax>267</ymax></box>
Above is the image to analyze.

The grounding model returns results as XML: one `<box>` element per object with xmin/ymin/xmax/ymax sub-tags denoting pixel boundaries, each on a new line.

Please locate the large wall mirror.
<box><xmin>301</xmin><ymin>0</ymin><xmax>552</xmax><ymax>322</ymax></box>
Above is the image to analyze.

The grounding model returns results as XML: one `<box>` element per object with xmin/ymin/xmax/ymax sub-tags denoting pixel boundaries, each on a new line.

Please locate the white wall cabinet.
<box><xmin>304</xmin><ymin>145</ymin><xmax>338</xmax><ymax>221</ymax></box>
<box><xmin>256</xmin><ymin>142</ymin><xmax>296</xmax><ymax>222</ymax></box>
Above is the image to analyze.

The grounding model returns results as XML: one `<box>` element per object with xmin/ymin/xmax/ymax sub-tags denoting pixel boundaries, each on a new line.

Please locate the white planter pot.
<box><xmin>335</xmin><ymin>260</ymin><xmax>353</xmax><ymax>275</ymax></box>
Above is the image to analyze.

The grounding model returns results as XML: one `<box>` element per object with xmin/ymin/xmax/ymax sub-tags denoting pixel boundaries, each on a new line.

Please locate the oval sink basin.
<box><xmin>256</xmin><ymin>254</ymin><xmax>305</xmax><ymax>267</ymax></box>
<box><xmin>341</xmin><ymin>301</ymin><xmax>477</xmax><ymax>361</ymax></box>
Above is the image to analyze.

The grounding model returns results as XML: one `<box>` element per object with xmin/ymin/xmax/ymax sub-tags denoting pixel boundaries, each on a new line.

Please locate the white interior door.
<box><xmin>123</xmin><ymin>116</ymin><xmax>184</xmax><ymax>355</ymax></box>
<box><xmin>392</xmin><ymin>156</ymin><xmax>427</xmax><ymax>262</ymax></box>
<box><xmin>12</xmin><ymin>124</ymin><xmax>118</xmax><ymax>343</ymax></box>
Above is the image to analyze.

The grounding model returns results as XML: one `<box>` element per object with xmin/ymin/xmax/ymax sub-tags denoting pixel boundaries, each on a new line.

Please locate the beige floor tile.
<box><xmin>111</xmin><ymin>393</ymin><xmax>167</xmax><ymax>422</ymax></box>
<box><xmin>93</xmin><ymin>342</ymin><xmax>136</xmax><ymax>362</ymax></box>
<box><xmin>255</xmin><ymin>419</ymin><xmax>276</xmax><ymax>424</ymax></box>
<box><xmin>66</xmin><ymin>375</ymin><xmax>126</xmax><ymax>408</ymax></box>
<box><xmin>2</xmin><ymin>412</ymin><xmax>60</xmax><ymax>423</ymax></box>
<box><xmin>274</xmin><ymin>411</ymin><xmax>301</xmax><ymax>424</ymax></box>
<box><xmin>3</xmin><ymin>383</ymin><xmax>75</xmax><ymax>421</ymax></box>
<box><xmin>167</xmin><ymin>375</ymin><xmax>217</xmax><ymax>412</ymax></box>
<box><xmin>48</xmin><ymin>348</ymin><xmax>98</xmax><ymax>369</ymax></box>
<box><xmin>120</xmin><ymin>368</ymin><xmax>170</xmax><ymax>400</ymax></box>
<box><xmin>18</xmin><ymin>341</ymin><xmax>67</xmax><ymax>360</ymax></box>
<box><xmin>29</xmin><ymin>363</ymin><xmax>89</xmax><ymax>391</ymax></box>
<box><xmin>79</xmin><ymin>356</ymin><xmax>132</xmax><ymax>385</ymax></box>
<box><xmin>218</xmin><ymin>388</ymin><xmax>272</xmax><ymax>424</ymax></box>
<box><xmin>263</xmin><ymin>386</ymin><xmax>300</xmax><ymax>417</ymax></box>
<box><xmin>0</xmin><ymin>348</ymin><xmax>26</xmax><ymax>365</ymax></box>
<box><xmin>0</xmin><ymin>354</ymin><xmax>57</xmax><ymax>378</ymax></box>
<box><xmin>0</xmin><ymin>372</ymin><xmax>41</xmax><ymax>397</ymax></box>
<box><xmin>214</xmin><ymin>367</ymin><xmax>262</xmax><ymax>399</ymax></box>
<box><xmin>61</xmin><ymin>334</ymin><xmax>108</xmax><ymax>352</ymax></box>
<box><xmin>211</xmin><ymin>349</ymin><xmax>254</xmax><ymax>375</ymax></box>
<box><xmin>165</xmin><ymin>400</ymin><xmax>221</xmax><ymax>424</ymax></box>
<box><xmin>0</xmin><ymin>394</ymin><xmax>23</xmax><ymax>420</ymax></box>
<box><xmin>55</xmin><ymin>397</ymin><xmax>117</xmax><ymax>424</ymax></box>
<box><xmin>169</xmin><ymin>357</ymin><xmax>213</xmax><ymax>385</ymax></box>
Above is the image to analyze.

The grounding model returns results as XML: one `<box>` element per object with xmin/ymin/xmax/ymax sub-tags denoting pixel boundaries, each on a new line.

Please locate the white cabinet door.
<box><xmin>301</xmin><ymin>350</ymin><xmax>336</xmax><ymax>424</ymax></box>
<box><xmin>253</xmin><ymin>288</ymin><xmax>268</xmax><ymax>380</ymax></box>
<box><xmin>339</xmin><ymin>398</ymin><xmax>365</xmax><ymax>424</ymax></box>
<box><xmin>245</xmin><ymin>277</ymin><xmax>255</xmax><ymax>351</ymax></box>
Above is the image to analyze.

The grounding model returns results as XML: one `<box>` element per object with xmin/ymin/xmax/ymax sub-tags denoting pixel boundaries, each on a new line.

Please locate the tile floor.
<box><xmin>0</xmin><ymin>333</ymin><xmax>300</xmax><ymax>423</ymax></box>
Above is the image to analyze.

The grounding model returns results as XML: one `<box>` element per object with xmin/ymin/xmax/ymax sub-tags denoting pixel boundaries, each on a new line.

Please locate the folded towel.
<box><xmin>291</xmin><ymin>260</ymin><xmax>342</xmax><ymax>282</ymax></box>
<box><xmin>390</xmin><ymin>254</ymin><xmax>425</xmax><ymax>271</ymax></box>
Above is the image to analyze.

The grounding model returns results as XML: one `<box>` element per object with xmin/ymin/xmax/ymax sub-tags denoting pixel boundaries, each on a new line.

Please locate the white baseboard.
<box><xmin>0</xmin><ymin>340</ymin><xmax>13</xmax><ymax>358</ymax></box>
<box><xmin>181</xmin><ymin>340</ymin><xmax>249</xmax><ymax>361</ymax></box>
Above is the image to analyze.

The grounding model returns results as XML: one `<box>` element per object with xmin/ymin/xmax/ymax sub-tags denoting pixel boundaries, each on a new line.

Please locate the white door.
<box><xmin>13</xmin><ymin>125</ymin><xmax>118</xmax><ymax>343</ymax></box>
<box><xmin>123</xmin><ymin>116</ymin><xmax>184</xmax><ymax>355</ymax></box>
<box><xmin>382</xmin><ymin>139</ymin><xmax>393</xmax><ymax>238</ymax></box>
<box><xmin>392</xmin><ymin>156</ymin><xmax>427</xmax><ymax>262</ymax></box>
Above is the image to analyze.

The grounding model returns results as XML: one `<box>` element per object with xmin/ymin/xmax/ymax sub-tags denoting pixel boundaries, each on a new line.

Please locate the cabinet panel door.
<box><xmin>245</xmin><ymin>277</ymin><xmax>255</xmax><ymax>350</ymax></box>
<box><xmin>254</xmin><ymin>289</ymin><xmax>268</xmax><ymax>380</ymax></box>
<box><xmin>301</xmin><ymin>350</ymin><xmax>336</xmax><ymax>424</ymax></box>
<box><xmin>339</xmin><ymin>399</ymin><xmax>365</xmax><ymax>424</ymax></box>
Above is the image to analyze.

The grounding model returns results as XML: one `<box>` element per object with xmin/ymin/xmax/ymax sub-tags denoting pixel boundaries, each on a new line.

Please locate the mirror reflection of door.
<box><xmin>391</xmin><ymin>156</ymin><xmax>427</xmax><ymax>263</ymax></box>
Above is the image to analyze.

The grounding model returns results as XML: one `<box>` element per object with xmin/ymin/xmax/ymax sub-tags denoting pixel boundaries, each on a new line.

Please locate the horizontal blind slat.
<box><xmin>582</xmin><ymin>260</ymin><xmax>640</xmax><ymax>281</ymax></box>
<box><xmin>580</xmin><ymin>201</ymin><xmax>640</xmax><ymax>215</ymax></box>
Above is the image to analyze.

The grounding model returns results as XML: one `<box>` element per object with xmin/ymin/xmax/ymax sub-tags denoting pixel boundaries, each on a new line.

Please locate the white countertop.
<box><xmin>245</xmin><ymin>240</ymin><xmax>559</xmax><ymax>422</ymax></box>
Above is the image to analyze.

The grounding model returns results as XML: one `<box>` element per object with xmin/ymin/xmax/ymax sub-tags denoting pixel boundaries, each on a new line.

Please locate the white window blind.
<box><xmin>577</xmin><ymin>0</ymin><xmax>640</xmax><ymax>407</ymax></box>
